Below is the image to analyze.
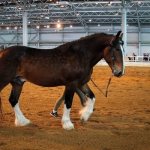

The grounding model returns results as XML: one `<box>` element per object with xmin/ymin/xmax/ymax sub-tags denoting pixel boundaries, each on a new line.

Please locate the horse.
<box><xmin>0</xmin><ymin>31</ymin><xmax>125</xmax><ymax>130</ymax></box>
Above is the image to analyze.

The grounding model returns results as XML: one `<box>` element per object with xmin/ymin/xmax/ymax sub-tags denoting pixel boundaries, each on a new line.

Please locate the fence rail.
<box><xmin>125</xmin><ymin>56</ymin><xmax>150</xmax><ymax>62</ymax></box>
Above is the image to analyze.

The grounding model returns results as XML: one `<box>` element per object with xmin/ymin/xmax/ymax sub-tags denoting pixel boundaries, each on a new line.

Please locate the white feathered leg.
<box><xmin>62</xmin><ymin>104</ymin><xmax>74</xmax><ymax>130</ymax></box>
<box><xmin>13</xmin><ymin>103</ymin><xmax>31</xmax><ymax>126</ymax></box>
<box><xmin>79</xmin><ymin>97</ymin><xmax>95</xmax><ymax>121</ymax></box>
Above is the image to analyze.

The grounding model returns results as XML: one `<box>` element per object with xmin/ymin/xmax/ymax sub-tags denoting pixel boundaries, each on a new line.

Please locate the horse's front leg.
<box><xmin>79</xmin><ymin>84</ymin><xmax>95</xmax><ymax>122</ymax></box>
<box><xmin>9</xmin><ymin>78</ymin><xmax>31</xmax><ymax>126</ymax></box>
<box><xmin>62</xmin><ymin>86</ymin><xmax>75</xmax><ymax>130</ymax></box>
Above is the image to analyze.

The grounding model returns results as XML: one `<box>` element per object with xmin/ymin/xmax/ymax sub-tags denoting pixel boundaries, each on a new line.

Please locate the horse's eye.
<box><xmin>115</xmin><ymin>48</ymin><xmax>120</xmax><ymax>51</ymax></box>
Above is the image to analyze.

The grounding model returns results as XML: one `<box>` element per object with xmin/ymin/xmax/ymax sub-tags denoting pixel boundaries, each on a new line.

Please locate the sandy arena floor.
<box><xmin>0</xmin><ymin>66</ymin><xmax>150</xmax><ymax>150</ymax></box>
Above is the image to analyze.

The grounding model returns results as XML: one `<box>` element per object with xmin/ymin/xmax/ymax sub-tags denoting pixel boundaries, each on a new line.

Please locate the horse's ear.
<box><xmin>116</xmin><ymin>31</ymin><xmax>122</xmax><ymax>38</ymax></box>
<box><xmin>120</xmin><ymin>33</ymin><xmax>123</xmax><ymax>38</ymax></box>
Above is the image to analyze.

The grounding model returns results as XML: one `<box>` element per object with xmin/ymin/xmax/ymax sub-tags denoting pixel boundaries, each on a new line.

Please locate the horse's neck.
<box><xmin>88</xmin><ymin>40</ymin><xmax>110</xmax><ymax>67</ymax></box>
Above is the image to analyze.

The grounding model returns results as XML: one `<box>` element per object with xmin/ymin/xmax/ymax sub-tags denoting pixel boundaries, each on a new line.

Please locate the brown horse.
<box><xmin>0</xmin><ymin>31</ymin><xmax>125</xmax><ymax>130</ymax></box>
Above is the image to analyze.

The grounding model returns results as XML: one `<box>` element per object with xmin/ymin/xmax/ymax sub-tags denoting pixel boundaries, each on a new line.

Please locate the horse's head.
<box><xmin>104</xmin><ymin>31</ymin><xmax>125</xmax><ymax>77</ymax></box>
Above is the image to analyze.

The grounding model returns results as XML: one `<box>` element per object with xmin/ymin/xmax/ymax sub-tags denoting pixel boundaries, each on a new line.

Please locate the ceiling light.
<box><xmin>36</xmin><ymin>25</ymin><xmax>40</xmax><ymax>29</ymax></box>
<box><xmin>47</xmin><ymin>25</ymin><xmax>50</xmax><ymax>28</ymax></box>
<box><xmin>56</xmin><ymin>23</ymin><xmax>61</xmax><ymax>29</ymax></box>
<box><xmin>108</xmin><ymin>2</ymin><xmax>112</xmax><ymax>6</ymax></box>
<box><xmin>60</xmin><ymin>5</ymin><xmax>64</xmax><ymax>8</ymax></box>
<box><xmin>45</xmin><ymin>16</ymin><xmax>49</xmax><ymax>19</ymax></box>
<box><xmin>76</xmin><ymin>13</ymin><xmax>79</xmax><ymax>16</ymax></box>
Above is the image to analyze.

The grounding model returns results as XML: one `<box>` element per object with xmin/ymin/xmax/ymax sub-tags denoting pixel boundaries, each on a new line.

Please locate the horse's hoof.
<box><xmin>15</xmin><ymin>119</ymin><xmax>31</xmax><ymax>127</ymax></box>
<box><xmin>80</xmin><ymin>110</ymin><xmax>92</xmax><ymax>122</ymax></box>
<box><xmin>62</xmin><ymin>120</ymin><xmax>74</xmax><ymax>130</ymax></box>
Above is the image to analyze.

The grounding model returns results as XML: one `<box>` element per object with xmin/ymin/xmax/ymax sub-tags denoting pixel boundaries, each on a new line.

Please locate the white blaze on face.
<box><xmin>120</xmin><ymin>44</ymin><xmax>125</xmax><ymax>75</ymax></box>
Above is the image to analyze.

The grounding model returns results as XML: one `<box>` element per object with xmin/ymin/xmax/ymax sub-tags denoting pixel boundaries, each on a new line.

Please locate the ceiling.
<box><xmin>0</xmin><ymin>0</ymin><xmax>150</xmax><ymax>30</ymax></box>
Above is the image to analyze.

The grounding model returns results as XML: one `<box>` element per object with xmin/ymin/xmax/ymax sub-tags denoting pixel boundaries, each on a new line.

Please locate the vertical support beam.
<box><xmin>62</xmin><ymin>27</ymin><xmax>64</xmax><ymax>44</ymax></box>
<box><xmin>37</xmin><ymin>29</ymin><xmax>40</xmax><ymax>48</ymax></box>
<box><xmin>121</xmin><ymin>7</ymin><xmax>127</xmax><ymax>55</ymax></box>
<box><xmin>23</xmin><ymin>11</ymin><xmax>28</xmax><ymax>46</ymax></box>
<box><xmin>136</xmin><ymin>5</ymin><xmax>141</xmax><ymax>56</ymax></box>
<box><xmin>138</xmin><ymin>31</ymin><xmax>141</xmax><ymax>56</ymax></box>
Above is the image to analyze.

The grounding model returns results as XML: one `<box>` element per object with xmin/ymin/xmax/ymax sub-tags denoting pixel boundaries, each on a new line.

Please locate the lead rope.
<box><xmin>90</xmin><ymin>75</ymin><xmax>113</xmax><ymax>97</ymax></box>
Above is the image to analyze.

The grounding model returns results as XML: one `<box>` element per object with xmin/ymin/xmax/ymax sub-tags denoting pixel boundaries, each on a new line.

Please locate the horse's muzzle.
<box><xmin>113</xmin><ymin>70</ymin><xmax>123</xmax><ymax>77</ymax></box>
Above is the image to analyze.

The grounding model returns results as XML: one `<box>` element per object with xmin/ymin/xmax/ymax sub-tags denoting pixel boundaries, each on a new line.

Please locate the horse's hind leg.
<box><xmin>79</xmin><ymin>84</ymin><xmax>95</xmax><ymax>122</ymax></box>
<box><xmin>76</xmin><ymin>87</ymin><xmax>87</xmax><ymax>106</ymax></box>
<box><xmin>51</xmin><ymin>87</ymin><xmax>86</xmax><ymax>117</ymax></box>
<box><xmin>9</xmin><ymin>78</ymin><xmax>31</xmax><ymax>126</ymax></box>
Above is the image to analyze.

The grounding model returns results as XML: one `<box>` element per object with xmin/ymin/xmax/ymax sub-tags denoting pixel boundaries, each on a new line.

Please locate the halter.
<box><xmin>109</xmin><ymin>38</ymin><xmax>124</xmax><ymax>75</ymax></box>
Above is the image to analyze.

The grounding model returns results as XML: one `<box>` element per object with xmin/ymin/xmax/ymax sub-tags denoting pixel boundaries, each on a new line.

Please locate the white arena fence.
<box><xmin>97</xmin><ymin>56</ymin><xmax>150</xmax><ymax>67</ymax></box>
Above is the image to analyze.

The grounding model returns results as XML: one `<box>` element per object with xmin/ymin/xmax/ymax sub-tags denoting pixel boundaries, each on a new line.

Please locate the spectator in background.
<box><xmin>133</xmin><ymin>52</ymin><xmax>136</xmax><ymax>61</ymax></box>
<box><xmin>143</xmin><ymin>53</ymin><xmax>149</xmax><ymax>61</ymax></box>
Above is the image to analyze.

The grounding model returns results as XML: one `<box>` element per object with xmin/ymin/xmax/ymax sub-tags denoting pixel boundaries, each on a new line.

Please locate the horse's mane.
<box><xmin>56</xmin><ymin>32</ymin><xmax>114</xmax><ymax>51</ymax></box>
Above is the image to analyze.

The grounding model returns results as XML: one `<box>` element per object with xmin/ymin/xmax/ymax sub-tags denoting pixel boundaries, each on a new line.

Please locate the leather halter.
<box><xmin>109</xmin><ymin>38</ymin><xmax>124</xmax><ymax>71</ymax></box>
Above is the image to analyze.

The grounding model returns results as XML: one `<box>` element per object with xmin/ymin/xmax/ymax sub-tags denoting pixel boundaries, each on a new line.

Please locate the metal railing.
<box><xmin>125</xmin><ymin>56</ymin><xmax>150</xmax><ymax>62</ymax></box>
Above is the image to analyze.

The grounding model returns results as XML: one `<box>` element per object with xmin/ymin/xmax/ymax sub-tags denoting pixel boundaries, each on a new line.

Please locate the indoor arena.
<box><xmin>0</xmin><ymin>1</ymin><xmax>150</xmax><ymax>150</ymax></box>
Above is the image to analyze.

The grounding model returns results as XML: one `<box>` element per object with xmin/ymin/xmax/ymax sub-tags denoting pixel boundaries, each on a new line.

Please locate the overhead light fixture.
<box><xmin>56</xmin><ymin>23</ymin><xmax>61</xmax><ymax>29</ymax></box>
<box><xmin>60</xmin><ymin>5</ymin><xmax>64</xmax><ymax>8</ymax></box>
<box><xmin>45</xmin><ymin>16</ymin><xmax>49</xmax><ymax>19</ymax></box>
<box><xmin>36</xmin><ymin>25</ymin><xmax>40</xmax><ymax>29</ymax></box>
<box><xmin>70</xmin><ymin>25</ymin><xmax>73</xmax><ymax>28</ymax></box>
<box><xmin>47</xmin><ymin>25</ymin><xmax>50</xmax><ymax>28</ymax></box>
<box><xmin>108</xmin><ymin>1</ymin><xmax>112</xmax><ymax>6</ymax></box>
<box><xmin>89</xmin><ymin>19</ymin><xmax>92</xmax><ymax>22</ymax></box>
<box><xmin>6</xmin><ymin>27</ymin><xmax>10</xmax><ymax>30</ymax></box>
<box><xmin>76</xmin><ymin>13</ymin><xmax>79</xmax><ymax>16</ymax></box>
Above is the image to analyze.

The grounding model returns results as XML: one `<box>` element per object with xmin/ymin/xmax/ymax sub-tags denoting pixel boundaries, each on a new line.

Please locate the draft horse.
<box><xmin>0</xmin><ymin>31</ymin><xmax>125</xmax><ymax>130</ymax></box>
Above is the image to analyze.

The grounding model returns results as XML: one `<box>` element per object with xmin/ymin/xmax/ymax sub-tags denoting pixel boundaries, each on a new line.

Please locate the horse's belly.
<box><xmin>21</xmin><ymin>70</ymin><xmax>79</xmax><ymax>87</ymax></box>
